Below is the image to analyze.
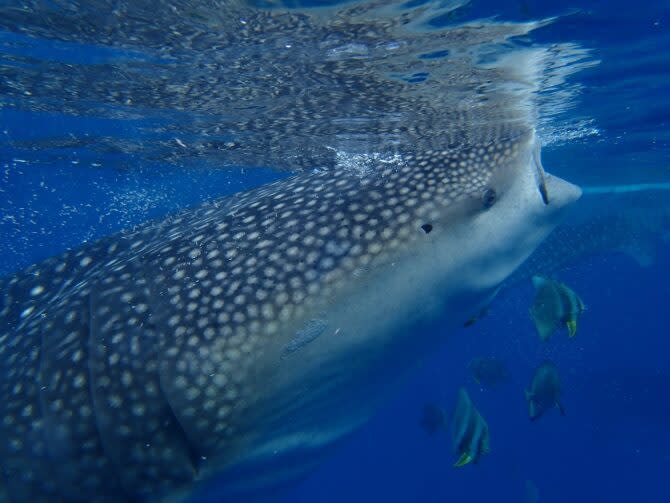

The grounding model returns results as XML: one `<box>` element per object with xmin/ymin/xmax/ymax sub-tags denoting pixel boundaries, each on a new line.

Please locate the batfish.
<box><xmin>526</xmin><ymin>361</ymin><xmax>565</xmax><ymax>421</ymax></box>
<box><xmin>529</xmin><ymin>276</ymin><xmax>585</xmax><ymax>341</ymax></box>
<box><xmin>469</xmin><ymin>356</ymin><xmax>509</xmax><ymax>387</ymax></box>
<box><xmin>450</xmin><ymin>388</ymin><xmax>489</xmax><ymax>467</ymax></box>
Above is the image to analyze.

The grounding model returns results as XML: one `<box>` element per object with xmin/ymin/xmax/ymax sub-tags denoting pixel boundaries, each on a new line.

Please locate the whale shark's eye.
<box><xmin>482</xmin><ymin>188</ymin><xmax>497</xmax><ymax>209</ymax></box>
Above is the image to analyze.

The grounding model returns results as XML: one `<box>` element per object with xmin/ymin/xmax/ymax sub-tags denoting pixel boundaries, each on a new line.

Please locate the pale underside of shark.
<box><xmin>0</xmin><ymin>130</ymin><xmax>580</xmax><ymax>502</ymax></box>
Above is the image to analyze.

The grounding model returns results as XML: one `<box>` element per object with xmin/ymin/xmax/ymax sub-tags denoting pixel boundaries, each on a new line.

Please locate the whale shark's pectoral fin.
<box><xmin>566</xmin><ymin>319</ymin><xmax>577</xmax><ymax>337</ymax></box>
<box><xmin>454</xmin><ymin>452</ymin><xmax>473</xmax><ymax>467</ymax></box>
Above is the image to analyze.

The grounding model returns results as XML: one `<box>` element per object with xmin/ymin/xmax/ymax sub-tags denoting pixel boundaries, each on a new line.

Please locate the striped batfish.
<box><xmin>526</xmin><ymin>361</ymin><xmax>565</xmax><ymax>421</ymax></box>
<box><xmin>450</xmin><ymin>388</ymin><xmax>490</xmax><ymax>467</ymax></box>
<box><xmin>529</xmin><ymin>276</ymin><xmax>585</xmax><ymax>341</ymax></box>
<box><xmin>0</xmin><ymin>129</ymin><xmax>580</xmax><ymax>501</ymax></box>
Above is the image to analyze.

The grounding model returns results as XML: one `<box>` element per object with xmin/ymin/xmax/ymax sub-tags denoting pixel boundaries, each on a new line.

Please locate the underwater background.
<box><xmin>1</xmin><ymin>0</ymin><xmax>669</xmax><ymax>502</ymax></box>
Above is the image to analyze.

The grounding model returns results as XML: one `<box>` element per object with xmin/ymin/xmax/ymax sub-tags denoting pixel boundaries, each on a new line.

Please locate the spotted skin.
<box><xmin>88</xmin><ymin>260</ymin><xmax>196</xmax><ymax>496</ymax></box>
<box><xmin>0</xmin><ymin>134</ymin><xmax>533</xmax><ymax>501</ymax></box>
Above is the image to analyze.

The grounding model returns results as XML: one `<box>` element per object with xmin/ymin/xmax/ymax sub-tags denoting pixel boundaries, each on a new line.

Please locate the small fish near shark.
<box><xmin>450</xmin><ymin>388</ymin><xmax>490</xmax><ymax>467</ymax></box>
<box><xmin>420</xmin><ymin>403</ymin><xmax>447</xmax><ymax>436</ymax></box>
<box><xmin>420</xmin><ymin>388</ymin><xmax>490</xmax><ymax>468</ymax></box>
<box><xmin>526</xmin><ymin>361</ymin><xmax>565</xmax><ymax>421</ymax></box>
<box><xmin>468</xmin><ymin>356</ymin><xmax>509</xmax><ymax>388</ymax></box>
<box><xmin>529</xmin><ymin>276</ymin><xmax>585</xmax><ymax>341</ymax></box>
<box><xmin>0</xmin><ymin>129</ymin><xmax>579</xmax><ymax>501</ymax></box>
<box><xmin>525</xmin><ymin>479</ymin><xmax>540</xmax><ymax>503</ymax></box>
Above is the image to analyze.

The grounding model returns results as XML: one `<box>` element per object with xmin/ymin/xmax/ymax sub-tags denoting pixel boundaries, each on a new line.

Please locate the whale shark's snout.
<box><xmin>450</xmin><ymin>132</ymin><xmax>581</xmax><ymax>297</ymax></box>
<box><xmin>543</xmin><ymin>172</ymin><xmax>582</xmax><ymax>213</ymax></box>
<box><xmin>529</xmin><ymin>132</ymin><xmax>581</xmax><ymax>216</ymax></box>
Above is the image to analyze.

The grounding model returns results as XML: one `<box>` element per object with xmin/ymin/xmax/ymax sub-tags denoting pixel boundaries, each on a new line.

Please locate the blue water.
<box><xmin>1</xmin><ymin>0</ymin><xmax>669</xmax><ymax>502</ymax></box>
<box><xmin>282</xmin><ymin>255</ymin><xmax>670</xmax><ymax>503</ymax></box>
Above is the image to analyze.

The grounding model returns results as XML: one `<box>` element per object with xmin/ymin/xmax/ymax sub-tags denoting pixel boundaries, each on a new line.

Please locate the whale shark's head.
<box><xmin>431</xmin><ymin>129</ymin><xmax>581</xmax><ymax>300</ymax></box>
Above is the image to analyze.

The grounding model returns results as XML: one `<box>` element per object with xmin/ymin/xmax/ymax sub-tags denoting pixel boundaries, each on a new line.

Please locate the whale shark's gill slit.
<box><xmin>38</xmin><ymin>284</ymin><xmax>129</xmax><ymax>500</ymax></box>
<box><xmin>151</xmin><ymin>366</ymin><xmax>203</xmax><ymax>482</ymax></box>
<box><xmin>421</xmin><ymin>224</ymin><xmax>433</xmax><ymax>234</ymax></box>
<box><xmin>88</xmin><ymin>263</ymin><xmax>197</xmax><ymax>497</ymax></box>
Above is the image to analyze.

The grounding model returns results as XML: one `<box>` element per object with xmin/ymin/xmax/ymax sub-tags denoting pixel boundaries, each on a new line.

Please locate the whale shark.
<box><xmin>450</xmin><ymin>388</ymin><xmax>490</xmax><ymax>467</ymax></box>
<box><xmin>0</xmin><ymin>129</ymin><xmax>579</xmax><ymax>501</ymax></box>
<box><xmin>508</xmin><ymin>187</ymin><xmax>670</xmax><ymax>285</ymax></box>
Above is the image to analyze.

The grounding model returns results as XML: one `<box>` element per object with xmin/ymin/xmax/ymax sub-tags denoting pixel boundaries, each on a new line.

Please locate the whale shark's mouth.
<box><xmin>532</xmin><ymin>139</ymin><xmax>550</xmax><ymax>205</ymax></box>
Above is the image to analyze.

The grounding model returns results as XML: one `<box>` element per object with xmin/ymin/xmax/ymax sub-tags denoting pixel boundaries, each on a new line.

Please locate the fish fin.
<box><xmin>454</xmin><ymin>452</ymin><xmax>473</xmax><ymax>467</ymax></box>
<box><xmin>538</xmin><ymin>324</ymin><xmax>555</xmax><ymax>342</ymax></box>
<box><xmin>566</xmin><ymin>319</ymin><xmax>577</xmax><ymax>337</ymax></box>
<box><xmin>531</xmin><ymin>275</ymin><xmax>548</xmax><ymax>289</ymax></box>
<box><xmin>577</xmin><ymin>295</ymin><xmax>587</xmax><ymax>312</ymax></box>
<box><xmin>531</xmin><ymin>312</ymin><xmax>555</xmax><ymax>341</ymax></box>
<box><xmin>556</xmin><ymin>401</ymin><xmax>566</xmax><ymax>416</ymax></box>
<box><xmin>528</xmin><ymin>398</ymin><xmax>538</xmax><ymax>421</ymax></box>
